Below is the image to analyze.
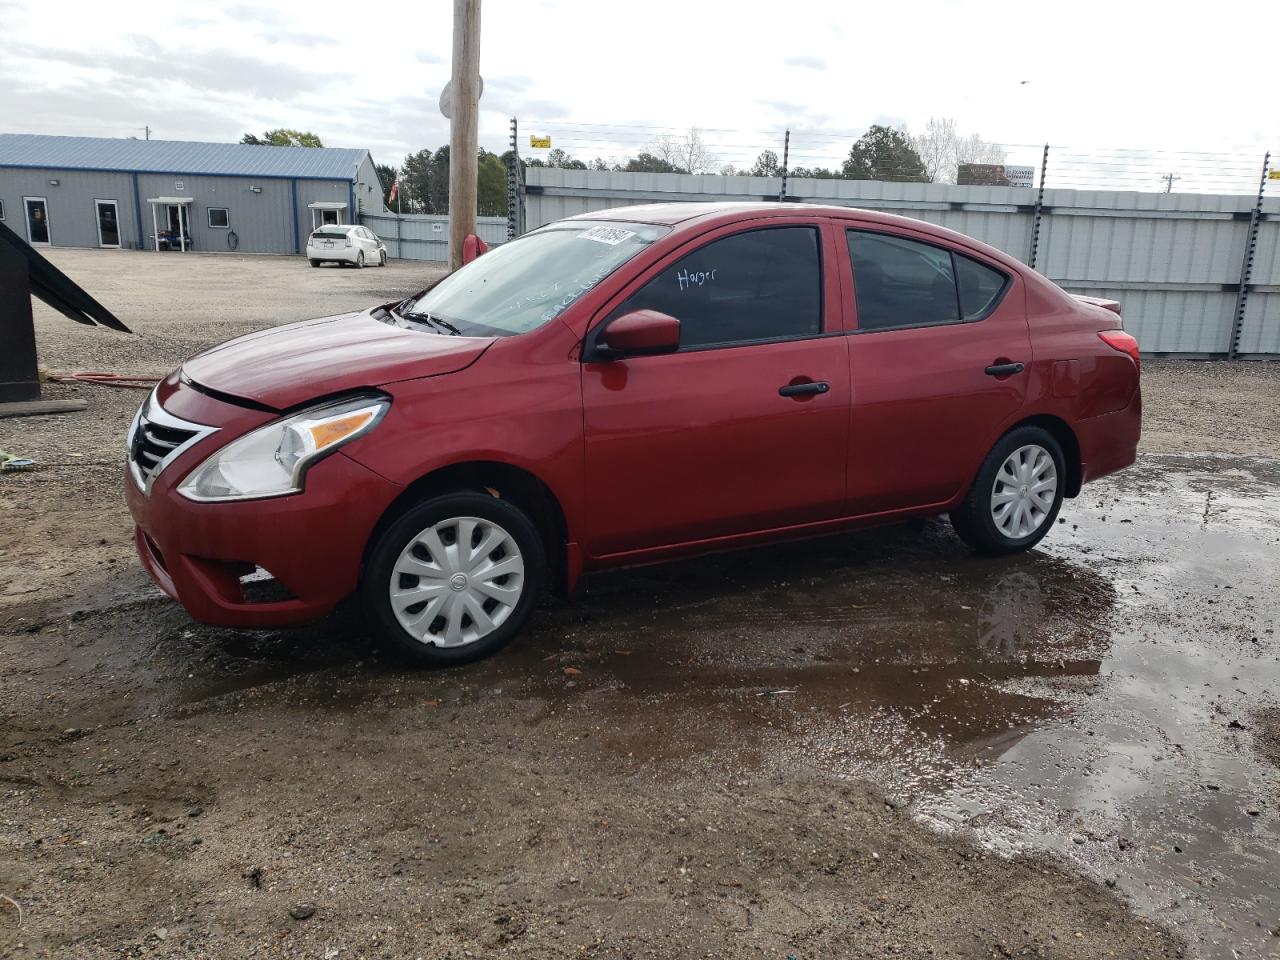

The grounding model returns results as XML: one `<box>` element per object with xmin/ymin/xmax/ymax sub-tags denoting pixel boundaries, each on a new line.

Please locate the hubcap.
<box><xmin>991</xmin><ymin>444</ymin><xmax>1057</xmax><ymax>539</ymax></box>
<box><xmin>389</xmin><ymin>516</ymin><xmax>525</xmax><ymax>647</ymax></box>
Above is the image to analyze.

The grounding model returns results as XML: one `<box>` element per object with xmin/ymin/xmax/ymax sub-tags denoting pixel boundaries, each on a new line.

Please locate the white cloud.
<box><xmin>0</xmin><ymin>0</ymin><xmax>1274</xmax><ymax>177</ymax></box>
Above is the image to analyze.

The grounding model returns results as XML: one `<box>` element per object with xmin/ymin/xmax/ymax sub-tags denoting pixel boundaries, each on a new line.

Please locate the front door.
<box><xmin>95</xmin><ymin>200</ymin><xmax>121</xmax><ymax>248</ymax></box>
<box><xmin>839</xmin><ymin>227</ymin><xmax>1033</xmax><ymax>515</ymax></box>
<box><xmin>24</xmin><ymin>197</ymin><xmax>50</xmax><ymax>245</ymax></box>
<box><xmin>582</xmin><ymin>222</ymin><xmax>850</xmax><ymax>559</ymax></box>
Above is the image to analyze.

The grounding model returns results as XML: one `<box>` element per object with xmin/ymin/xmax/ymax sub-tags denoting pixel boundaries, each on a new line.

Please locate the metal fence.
<box><xmin>516</xmin><ymin>166</ymin><xmax>1278</xmax><ymax>358</ymax></box>
<box><xmin>358</xmin><ymin>212</ymin><xmax>508</xmax><ymax>262</ymax></box>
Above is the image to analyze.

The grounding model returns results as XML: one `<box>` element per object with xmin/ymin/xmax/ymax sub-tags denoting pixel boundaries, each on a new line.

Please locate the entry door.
<box><xmin>95</xmin><ymin>200</ymin><xmax>121</xmax><ymax>248</ymax></box>
<box><xmin>24</xmin><ymin>197</ymin><xmax>50</xmax><ymax>245</ymax></box>
<box><xmin>582</xmin><ymin>222</ymin><xmax>850</xmax><ymax>559</ymax></box>
<box><xmin>840</xmin><ymin>228</ymin><xmax>1033</xmax><ymax>515</ymax></box>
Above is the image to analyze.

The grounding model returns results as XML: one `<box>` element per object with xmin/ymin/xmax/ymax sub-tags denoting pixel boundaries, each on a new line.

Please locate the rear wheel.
<box><xmin>309</xmin><ymin>258</ymin><xmax>321</xmax><ymax>267</ymax></box>
<box><xmin>363</xmin><ymin>492</ymin><xmax>546</xmax><ymax>666</ymax></box>
<box><xmin>950</xmin><ymin>426</ymin><xmax>1065</xmax><ymax>555</ymax></box>
<box><xmin>356</xmin><ymin>251</ymin><xmax>365</xmax><ymax>268</ymax></box>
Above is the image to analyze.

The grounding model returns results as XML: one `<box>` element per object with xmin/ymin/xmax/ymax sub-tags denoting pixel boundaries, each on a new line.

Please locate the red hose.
<box><xmin>47</xmin><ymin>371</ymin><xmax>162</xmax><ymax>390</ymax></box>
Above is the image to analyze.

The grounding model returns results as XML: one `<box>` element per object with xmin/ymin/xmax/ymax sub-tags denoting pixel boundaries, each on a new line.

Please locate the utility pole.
<box><xmin>138</xmin><ymin>126</ymin><xmax>151</xmax><ymax>141</ymax></box>
<box><xmin>1159</xmin><ymin>172</ymin><xmax>1180</xmax><ymax>193</ymax></box>
<box><xmin>448</xmin><ymin>0</ymin><xmax>481</xmax><ymax>271</ymax></box>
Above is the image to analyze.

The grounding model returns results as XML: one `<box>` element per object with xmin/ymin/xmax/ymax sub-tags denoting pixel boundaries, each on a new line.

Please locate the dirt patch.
<box><xmin>8</xmin><ymin>249</ymin><xmax>1280</xmax><ymax>959</ymax></box>
<box><xmin>1140</xmin><ymin>359</ymin><xmax>1280</xmax><ymax>457</ymax></box>
<box><xmin>1256</xmin><ymin>708</ymin><xmax>1280</xmax><ymax>772</ymax></box>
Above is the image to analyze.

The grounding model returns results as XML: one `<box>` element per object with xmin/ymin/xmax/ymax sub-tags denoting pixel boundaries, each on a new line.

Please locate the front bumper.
<box><xmin>125</xmin><ymin>384</ymin><xmax>402</xmax><ymax>628</ymax></box>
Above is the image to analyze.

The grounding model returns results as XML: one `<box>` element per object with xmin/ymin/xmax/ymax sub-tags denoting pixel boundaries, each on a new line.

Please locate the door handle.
<box><xmin>778</xmin><ymin>380</ymin><xmax>830</xmax><ymax>398</ymax></box>
<box><xmin>985</xmin><ymin>362</ymin><xmax>1025</xmax><ymax>377</ymax></box>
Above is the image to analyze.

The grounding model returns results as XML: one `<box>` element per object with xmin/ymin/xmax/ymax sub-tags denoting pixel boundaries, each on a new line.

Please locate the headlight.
<box><xmin>177</xmin><ymin>395</ymin><xmax>389</xmax><ymax>502</ymax></box>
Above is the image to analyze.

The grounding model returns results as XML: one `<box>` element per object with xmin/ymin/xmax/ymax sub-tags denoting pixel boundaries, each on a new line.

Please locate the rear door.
<box><xmin>839</xmin><ymin>226</ymin><xmax>1031</xmax><ymax>514</ymax></box>
<box><xmin>581</xmin><ymin>219</ymin><xmax>850</xmax><ymax>558</ymax></box>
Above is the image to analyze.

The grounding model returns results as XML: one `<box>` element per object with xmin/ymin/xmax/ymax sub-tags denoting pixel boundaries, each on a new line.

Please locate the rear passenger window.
<box><xmin>848</xmin><ymin>232</ymin><xmax>958</xmax><ymax>330</ymax></box>
<box><xmin>617</xmin><ymin>227</ymin><xmax>822</xmax><ymax>349</ymax></box>
<box><xmin>847</xmin><ymin>231</ymin><xmax>1008</xmax><ymax>331</ymax></box>
<box><xmin>956</xmin><ymin>255</ymin><xmax>1006</xmax><ymax>319</ymax></box>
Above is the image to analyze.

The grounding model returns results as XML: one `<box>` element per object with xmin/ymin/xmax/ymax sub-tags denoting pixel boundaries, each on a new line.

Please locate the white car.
<box><xmin>306</xmin><ymin>224</ymin><xmax>387</xmax><ymax>268</ymax></box>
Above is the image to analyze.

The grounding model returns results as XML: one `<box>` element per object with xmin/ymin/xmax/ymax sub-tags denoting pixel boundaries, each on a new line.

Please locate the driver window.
<box><xmin>616</xmin><ymin>226</ymin><xmax>822</xmax><ymax>350</ymax></box>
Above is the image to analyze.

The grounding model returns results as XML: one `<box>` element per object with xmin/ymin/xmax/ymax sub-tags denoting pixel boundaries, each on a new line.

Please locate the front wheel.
<box><xmin>950</xmin><ymin>426</ymin><xmax>1065</xmax><ymax>555</ymax></box>
<box><xmin>362</xmin><ymin>492</ymin><xmax>546</xmax><ymax>666</ymax></box>
<box><xmin>379</xmin><ymin>250</ymin><xmax>387</xmax><ymax>267</ymax></box>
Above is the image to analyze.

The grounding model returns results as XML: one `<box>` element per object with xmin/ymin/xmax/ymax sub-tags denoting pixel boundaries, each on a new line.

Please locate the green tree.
<box><xmin>375</xmin><ymin>162</ymin><xmax>399</xmax><ymax>208</ymax></box>
<box><xmin>617</xmin><ymin>152</ymin><xmax>681</xmax><ymax>173</ymax></box>
<box><xmin>477</xmin><ymin>149</ymin><xmax>507</xmax><ymax>216</ymax></box>
<box><xmin>748</xmin><ymin>150</ymin><xmax>780</xmax><ymax>177</ymax></box>
<box><xmin>400</xmin><ymin>148</ymin><xmax>435</xmax><ymax>213</ymax></box>
<box><xmin>842</xmin><ymin>125</ymin><xmax>928</xmax><ymax>182</ymax></box>
<box><xmin>427</xmin><ymin>146</ymin><xmax>450</xmax><ymax>214</ymax></box>
<box><xmin>242</xmin><ymin>128</ymin><xmax>324</xmax><ymax>147</ymax></box>
<box><xmin>790</xmin><ymin>166</ymin><xmax>841</xmax><ymax>179</ymax></box>
<box><xmin>546</xmin><ymin>148</ymin><xmax>587</xmax><ymax>170</ymax></box>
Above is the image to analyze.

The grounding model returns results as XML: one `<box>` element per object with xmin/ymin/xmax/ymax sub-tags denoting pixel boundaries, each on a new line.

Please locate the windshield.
<box><xmin>397</xmin><ymin>220</ymin><xmax>668</xmax><ymax>336</ymax></box>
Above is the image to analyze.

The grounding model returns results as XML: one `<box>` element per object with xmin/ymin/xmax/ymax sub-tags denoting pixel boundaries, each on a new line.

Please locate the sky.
<box><xmin>1</xmin><ymin>0</ymin><xmax>1275</xmax><ymax>187</ymax></box>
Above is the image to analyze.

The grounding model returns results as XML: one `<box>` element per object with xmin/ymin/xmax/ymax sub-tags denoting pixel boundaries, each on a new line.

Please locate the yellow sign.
<box><xmin>529</xmin><ymin>135</ymin><xmax>551</xmax><ymax>149</ymax></box>
<box><xmin>1269</xmin><ymin>169</ymin><xmax>1280</xmax><ymax>180</ymax></box>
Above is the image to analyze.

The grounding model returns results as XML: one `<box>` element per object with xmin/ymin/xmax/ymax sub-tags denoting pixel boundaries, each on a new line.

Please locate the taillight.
<box><xmin>1099</xmin><ymin>330</ymin><xmax>1140</xmax><ymax>367</ymax></box>
<box><xmin>345</xmin><ymin>237</ymin><xmax>353</xmax><ymax>247</ymax></box>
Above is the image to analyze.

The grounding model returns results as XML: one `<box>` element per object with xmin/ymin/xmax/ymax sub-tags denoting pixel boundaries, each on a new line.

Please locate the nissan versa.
<box><xmin>125</xmin><ymin>202</ymin><xmax>1141</xmax><ymax>665</ymax></box>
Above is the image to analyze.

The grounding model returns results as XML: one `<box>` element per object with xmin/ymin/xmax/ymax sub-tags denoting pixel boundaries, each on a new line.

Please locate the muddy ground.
<box><xmin>2</xmin><ymin>249</ymin><xmax>1279</xmax><ymax>959</ymax></box>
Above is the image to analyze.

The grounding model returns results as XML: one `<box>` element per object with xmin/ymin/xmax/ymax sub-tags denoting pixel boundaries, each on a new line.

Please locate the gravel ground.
<box><xmin>3</xmin><ymin>248</ymin><xmax>1278</xmax><ymax>958</ymax></box>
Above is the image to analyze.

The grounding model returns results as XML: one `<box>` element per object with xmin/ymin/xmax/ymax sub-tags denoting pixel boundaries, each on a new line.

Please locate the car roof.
<box><xmin>565</xmin><ymin>201</ymin><xmax>1026</xmax><ymax>273</ymax></box>
<box><xmin>312</xmin><ymin>224</ymin><xmax>356</xmax><ymax>231</ymax></box>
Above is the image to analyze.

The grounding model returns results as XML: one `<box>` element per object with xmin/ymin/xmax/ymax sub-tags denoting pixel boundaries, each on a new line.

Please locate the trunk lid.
<box><xmin>182</xmin><ymin>310</ymin><xmax>494</xmax><ymax>409</ymax></box>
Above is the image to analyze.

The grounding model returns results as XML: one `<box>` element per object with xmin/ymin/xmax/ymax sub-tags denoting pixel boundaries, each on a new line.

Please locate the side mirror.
<box><xmin>595</xmin><ymin>310</ymin><xmax>681</xmax><ymax>359</ymax></box>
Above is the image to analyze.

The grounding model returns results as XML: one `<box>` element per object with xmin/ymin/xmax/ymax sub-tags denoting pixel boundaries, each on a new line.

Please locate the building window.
<box><xmin>208</xmin><ymin>207</ymin><xmax>230</xmax><ymax>229</ymax></box>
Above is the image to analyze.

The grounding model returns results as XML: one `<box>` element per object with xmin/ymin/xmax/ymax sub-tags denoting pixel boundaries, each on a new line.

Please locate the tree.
<box><xmin>588</xmin><ymin>157</ymin><xmax>610</xmax><ymax>171</ymax></box>
<box><xmin>545</xmin><ymin>148</ymin><xmax>587</xmax><ymax>170</ymax></box>
<box><xmin>375</xmin><ymin>162</ymin><xmax>399</xmax><ymax>208</ymax></box>
<box><xmin>617</xmin><ymin>152</ymin><xmax>681</xmax><ymax>173</ymax></box>
<box><xmin>400</xmin><ymin>148</ymin><xmax>435</xmax><ymax>213</ymax></box>
<box><xmin>909</xmin><ymin>117</ymin><xmax>1006</xmax><ymax>183</ymax></box>
<box><xmin>242</xmin><ymin>129</ymin><xmax>324</xmax><ymax>147</ymax></box>
<box><xmin>790</xmin><ymin>166</ymin><xmax>841</xmax><ymax>179</ymax></box>
<box><xmin>427</xmin><ymin>146</ymin><xmax>450</xmax><ymax>214</ymax></box>
<box><xmin>477</xmin><ymin>149</ymin><xmax>507</xmax><ymax>216</ymax></box>
<box><xmin>651</xmin><ymin>127</ymin><xmax>715</xmax><ymax>174</ymax></box>
<box><xmin>747</xmin><ymin>150</ymin><xmax>780</xmax><ymax>177</ymax></box>
<box><xmin>842</xmin><ymin>125</ymin><xmax>928</xmax><ymax>182</ymax></box>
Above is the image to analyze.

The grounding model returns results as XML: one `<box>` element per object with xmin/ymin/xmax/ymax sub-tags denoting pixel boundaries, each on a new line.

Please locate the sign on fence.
<box><xmin>529</xmin><ymin>135</ymin><xmax>551</xmax><ymax>149</ymax></box>
<box><xmin>958</xmin><ymin>163</ymin><xmax>1036</xmax><ymax>187</ymax></box>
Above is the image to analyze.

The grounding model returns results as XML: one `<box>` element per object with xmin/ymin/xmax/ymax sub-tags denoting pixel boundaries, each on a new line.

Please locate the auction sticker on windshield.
<box><xmin>579</xmin><ymin>226</ymin><xmax>637</xmax><ymax>245</ymax></box>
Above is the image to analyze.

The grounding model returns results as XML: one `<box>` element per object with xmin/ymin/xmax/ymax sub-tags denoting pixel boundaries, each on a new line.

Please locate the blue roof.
<box><xmin>0</xmin><ymin>134</ymin><xmax>370</xmax><ymax>181</ymax></box>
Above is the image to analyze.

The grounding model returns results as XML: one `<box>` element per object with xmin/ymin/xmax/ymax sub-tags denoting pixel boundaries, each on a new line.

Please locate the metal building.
<box><xmin>0</xmin><ymin>134</ymin><xmax>388</xmax><ymax>255</ymax></box>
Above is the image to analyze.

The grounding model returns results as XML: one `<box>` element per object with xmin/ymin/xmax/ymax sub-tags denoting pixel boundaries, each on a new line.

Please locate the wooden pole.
<box><xmin>448</xmin><ymin>0</ymin><xmax>480</xmax><ymax>271</ymax></box>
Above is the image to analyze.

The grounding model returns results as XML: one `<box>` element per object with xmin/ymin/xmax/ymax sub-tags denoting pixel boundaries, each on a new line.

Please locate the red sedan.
<box><xmin>125</xmin><ymin>203</ymin><xmax>1141</xmax><ymax>664</ymax></box>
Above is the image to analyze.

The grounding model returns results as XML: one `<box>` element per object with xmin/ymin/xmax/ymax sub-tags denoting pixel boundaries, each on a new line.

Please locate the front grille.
<box><xmin>128</xmin><ymin>391</ymin><xmax>215</xmax><ymax>492</ymax></box>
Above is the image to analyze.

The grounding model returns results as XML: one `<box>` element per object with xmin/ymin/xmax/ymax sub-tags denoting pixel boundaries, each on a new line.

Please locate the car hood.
<box><xmin>181</xmin><ymin>310</ymin><xmax>494</xmax><ymax>409</ymax></box>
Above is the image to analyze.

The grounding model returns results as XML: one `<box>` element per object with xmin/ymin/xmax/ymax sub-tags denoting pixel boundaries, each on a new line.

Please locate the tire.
<box><xmin>356</xmin><ymin>251</ymin><xmax>365</xmax><ymax>268</ymax></box>
<box><xmin>309</xmin><ymin>259</ymin><xmax>321</xmax><ymax>267</ymax></box>
<box><xmin>379</xmin><ymin>250</ymin><xmax>387</xmax><ymax>267</ymax></box>
<box><xmin>950</xmin><ymin>426</ymin><xmax>1065</xmax><ymax>555</ymax></box>
<box><xmin>362</xmin><ymin>492</ymin><xmax>546</xmax><ymax>666</ymax></box>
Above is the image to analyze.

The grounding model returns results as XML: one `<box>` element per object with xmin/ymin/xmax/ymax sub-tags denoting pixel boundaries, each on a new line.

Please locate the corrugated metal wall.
<box><xmin>0</xmin><ymin>168</ymin><xmax>137</xmax><ymax>248</ymax></box>
<box><xmin>358</xmin><ymin>213</ymin><xmax>508</xmax><ymax>261</ymax></box>
<box><xmin>0</xmin><ymin>166</ymin><xmax>360</xmax><ymax>255</ymax></box>
<box><xmin>523</xmin><ymin>168</ymin><xmax>1280</xmax><ymax>357</ymax></box>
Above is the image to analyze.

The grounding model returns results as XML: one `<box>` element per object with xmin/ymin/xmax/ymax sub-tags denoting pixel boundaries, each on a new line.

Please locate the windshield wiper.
<box><xmin>398</xmin><ymin>308</ymin><xmax>462</xmax><ymax>337</ymax></box>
